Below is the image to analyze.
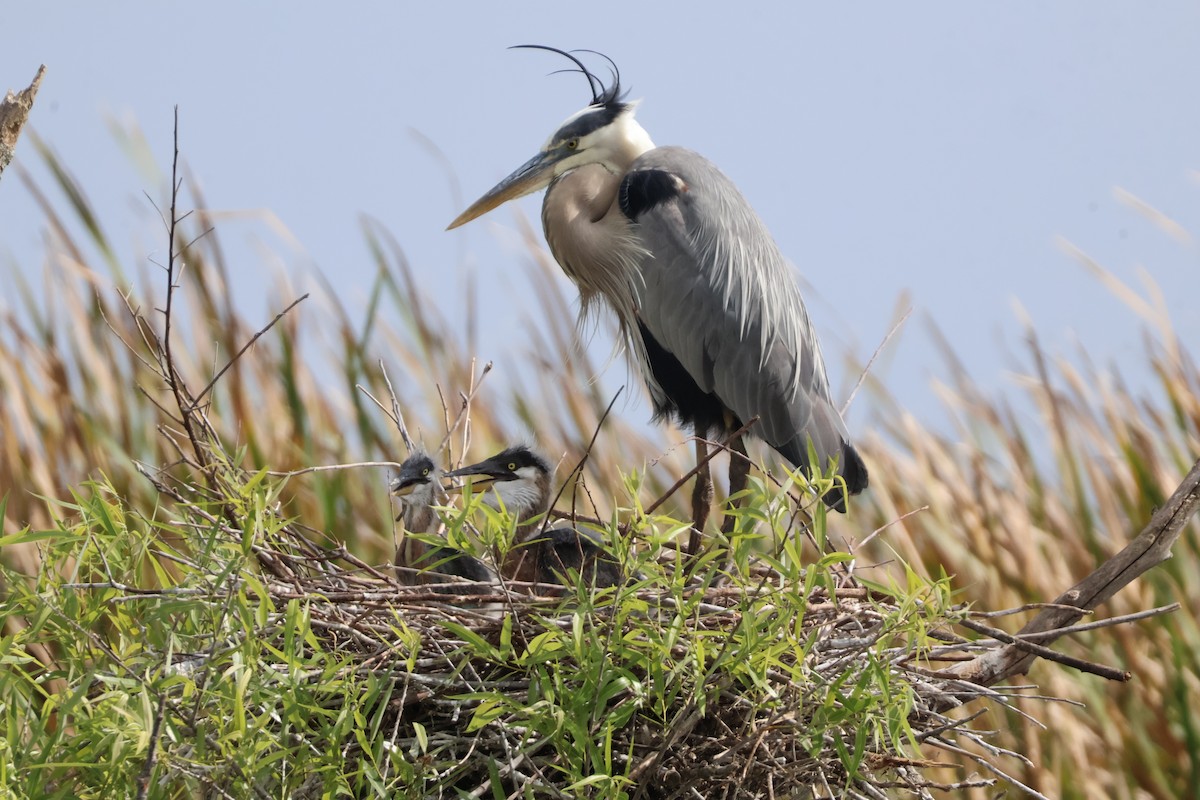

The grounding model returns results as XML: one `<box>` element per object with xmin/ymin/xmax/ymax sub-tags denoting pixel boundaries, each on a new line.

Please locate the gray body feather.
<box><xmin>627</xmin><ymin>147</ymin><xmax>849</xmax><ymax>466</ymax></box>
<box><xmin>543</xmin><ymin>146</ymin><xmax>866</xmax><ymax>498</ymax></box>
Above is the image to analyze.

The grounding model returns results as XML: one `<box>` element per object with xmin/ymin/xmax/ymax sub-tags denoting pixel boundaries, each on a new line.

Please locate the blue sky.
<box><xmin>2</xmin><ymin>2</ymin><xmax>1197</xmax><ymax>440</ymax></box>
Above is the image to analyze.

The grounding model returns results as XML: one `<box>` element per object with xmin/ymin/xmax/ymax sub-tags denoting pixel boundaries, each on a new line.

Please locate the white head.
<box><xmin>444</xmin><ymin>444</ymin><xmax>553</xmax><ymax>520</ymax></box>
<box><xmin>391</xmin><ymin>452</ymin><xmax>443</xmax><ymax>532</ymax></box>
<box><xmin>447</xmin><ymin>46</ymin><xmax>654</xmax><ymax>230</ymax></box>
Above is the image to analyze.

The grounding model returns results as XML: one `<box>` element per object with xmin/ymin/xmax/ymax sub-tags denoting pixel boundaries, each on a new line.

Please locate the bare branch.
<box><xmin>946</xmin><ymin>457</ymin><xmax>1200</xmax><ymax>689</ymax></box>
<box><xmin>539</xmin><ymin>386</ymin><xmax>624</xmax><ymax>537</ymax></box>
<box><xmin>842</xmin><ymin>302</ymin><xmax>911</xmax><ymax>416</ymax></box>
<box><xmin>188</xmin><ymin>293</ymin><xmax>310</xmax><ymax>409</ymax></box>
<box><xmin>0</xmin><ymin>65</ymin><xmax>45</xmax><ymax>180</ymax></box>
<box><xmin>266</xmin><ymin>461</ymin><xmax>406</xmax><ymax>478</ymax></box>
<box><xmin>436</xmin><ymin>360</ymin><xmax>493</xmax><ymax>456</ymax></box>
<box><xmin>955</xmin><ymin>617</ymin><xmax>1130</xmax><ymax>682</ymax></box>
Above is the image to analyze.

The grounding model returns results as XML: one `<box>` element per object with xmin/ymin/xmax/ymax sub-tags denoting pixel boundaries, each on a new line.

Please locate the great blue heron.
<box><xmin>445</xmin><ymin>445</ymin><xmax>622</xmax><ymax>588</ymax></box>
<box><xmin>392</xmin><ymin>452</ymin><xmax>497</xmax><ymax>586</ymax></box>
<box><xmin>448</xmin><ymin>47</ymin><xmax>868</xmax><ymax>542</ymax></box>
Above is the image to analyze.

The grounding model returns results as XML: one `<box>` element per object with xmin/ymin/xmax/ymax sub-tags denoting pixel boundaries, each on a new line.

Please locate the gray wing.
<box><xmin>622</xmin><ymin>146</ymin><xmax>851</xmax><ymax>472</ymax></box>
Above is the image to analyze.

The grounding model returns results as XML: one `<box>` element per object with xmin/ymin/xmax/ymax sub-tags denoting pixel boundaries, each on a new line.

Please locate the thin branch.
<box><xmin>266</xmin><ymin>461</ymin><xmax>406</xmax><ymax>478</ymax></box>
<box><xmin>926</xmin><ymin>737</ymin><xmax>1051</xmax><ymax>800</ymax></box>
<box><xmin>842</xmin><ymin>303</ymin><xmax>910</xmax><ymax>416</ymax></box>
<box><xmin>1013</xmin><ymin>603</ymin><xmax>1180</xmax><ymax>641</ymax></box>
<box><xmin>357</xmin><ymin>382</ymin><xmax>397</xmax><ymax>429</ymax></box>
<box><xmin>436</xmin><ymin>360</ymin><xmax>493</xmax><ymax>455</ymax></box>
<box><xmin>538</xmin><ymin>387</ymin><xmax>624</xmax><ymax>537</ymax></box>
<box><xmin>855</xmin><ymin>505</ymin><xmax>928</xmax><ymax>551</ymax></box>
<box><xmin>189</xmin><ymin>293</ymin><xmax>310</xmax><ymax>409</ymax></box>
<box><xmin>381</xmin><ymin>361</ymin><xmax>415</xmax><ymax>451</ymax></box>
<box><xmin>159</xmin><ymin>106</ymin><xmax>202</xmax><ymax>465</ymax></box>
<box><xmin>955</xmin><ymin>617</ymin><xmax>1130</xmax><ymax>682</ymax></box>
<box><xmin>970</xmin><ymin>602</ymin><xmax>1096</xmax><ymax>619</ymax></box>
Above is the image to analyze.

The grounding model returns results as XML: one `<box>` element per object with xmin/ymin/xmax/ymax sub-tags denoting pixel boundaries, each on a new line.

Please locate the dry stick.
<box><xmin>575</xmin><ymin>475</ymin><xmax>605</xmax><ymax>538</ymax></box>
<box><xmin>188</xmin><ymin>293</ymin><xmax>309</xmax><ymax>410</ymax></box>
<box><xmin>944</xmin><ymin>457</ymin><xmax>1200</xmax><ymax>694</ymax></box>
<box><xmin>0</xmin><ymin>65</ymin><xmax>45</xmax><ymax>179</ymax></box>
<box><xmin>841</xmin><ymin>304</ymin><xmax>911</xmax><ymax>416</ymax></box>
<box><xmin>158</xmin><ymin>107</ymin><xmax>210</xmax><ymax>471</ymax></box>
<box><xmin>435</xmin><ymin>383</ymin><xmax>452</xmax><ymax>454</ymax></box>
<box><xmin>1014</xmin><ymin>603</ymin><xmax>1179</xmax><ymax>640</ymax></box>
<box><xmin>855</xmin><ymin>505</ymin><xmax>929</xmax><ymax>551</ymax></box>
<box><xmin>954</xmin><ymin>617</ymin><xmax>1130</xmax><ymax>682</ymax></box>
<box><xmin>459</xmin><ymin>377</ymin><xmax>474</xmax><ymax>467</ymax></box>
<box><xmin>357</xmin><ymin>383</ymin><xmax>399</xmax><ymax>431</ymax></box>
<box><xmin>98</xmin><ymin>294</ymin><xmax>161</xmax><ymax>374</ymax></box>
<box><xmin>970</xmin><ymin>602</ymin><xmax>1096</xmax><ymax>619</ymax></box>
<box><xmin>136</xmin><ymin>385</ymin><xmax>186</xmax><ymax>427</ymax></box>
<box><xmin>911</xmin><ymin>708</ymin><xmax>989</xmax><ymax>743</ymax></box>
<box><xmin>266</xmin><ymin>461</ymin><xmax>405</xmax><ymax>478</ymax></box>
<box><xmin>926</xmin><ymin>737</ymin><xmax>1051</xmax><ymax>800</ymax></box>
<box><xmin>380</xmin><ymin>361</ymin><xmax>415</xmax><ymax>452</ymax></box>
<box><xmin>539</xmin><ymin>386</ymin><xmax>624</xmax><ymax>537</ymax></box>
<box><xmin>436</xmin><ymin>359</ymin><xmax>493</xmax><ymax>456</ymax></box>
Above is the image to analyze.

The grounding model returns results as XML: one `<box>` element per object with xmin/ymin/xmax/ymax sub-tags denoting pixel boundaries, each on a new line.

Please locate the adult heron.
<box><xmin>446</xmin><ymin>445</ymin><xmax>622</xmax><ymax>589</ymax></box>
<box><xmin>392</xmin><ymin>452</ymin><xmax>497</xmax><ymax>587</ymax></box>
<box><xmin>448</xmin><ymin>47</ymin><xmax>867</xmax><ymax>543</ymax></box>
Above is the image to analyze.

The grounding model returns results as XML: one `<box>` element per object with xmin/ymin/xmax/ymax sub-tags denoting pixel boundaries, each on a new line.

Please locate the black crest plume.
<box><xmin>510</xmin><ymin>45</ymin><xmax>627</xmax><ymax>108</ymax></box>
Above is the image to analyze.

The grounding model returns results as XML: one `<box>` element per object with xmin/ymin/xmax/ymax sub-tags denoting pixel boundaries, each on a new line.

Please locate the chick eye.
<box><xmin>565</xmin><ymin>138</ymin><xmax>579</xmax><ymax>150</ymax></box>
<box><xmin>421</xmin><ymin>468</ymin><xmax>430</xmax><ymax>476</ymax></box>
<box><xmin>508</xmin><ymin>462</ymin><xmax>517</xmax><ymax>471</ymax></box>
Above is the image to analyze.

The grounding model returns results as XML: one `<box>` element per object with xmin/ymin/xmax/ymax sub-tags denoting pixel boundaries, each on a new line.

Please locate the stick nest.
<box><xmin>242</xmin><ymin>525</ymin><xmax>1023</xmax><ymax>799</ymax></box>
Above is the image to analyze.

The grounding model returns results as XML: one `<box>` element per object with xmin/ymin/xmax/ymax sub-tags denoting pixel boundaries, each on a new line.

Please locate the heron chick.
<box><xmin>446</xmin><ymin>445</ymin><xmax>622</xmax><ymax>589</ymax></box>
<box><xmin>392</xmin><ymin>452</ymin><xmax>497</xmax><ymax>587</ymax></box>
<box><xmin>448</xmin><ymin>47</ymin><xmax>867</xmax><ymax>542</ymax></box>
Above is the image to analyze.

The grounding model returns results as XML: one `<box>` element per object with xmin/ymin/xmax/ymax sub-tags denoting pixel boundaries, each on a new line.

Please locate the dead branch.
<box><xmin>955</xmin><ymin>616</ymin><xmax>1130</xmax><ymax>682</ymax></box>
<box><xmin>946</xmin><ymin>457</ymin><xmax>1200</xmax><ymax>689</ymax></box>
<box><xmin>188</xmin><ymin>293</ymin><xmax>309</xmax><ymax>409</ymax></box>
<box><xmin>0</xmin><ymin>65</ymin><xmax>45</xmax><ymax>181</ymax></box>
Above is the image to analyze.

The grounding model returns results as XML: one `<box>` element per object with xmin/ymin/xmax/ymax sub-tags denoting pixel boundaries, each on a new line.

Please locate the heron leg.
<box><xmin>687</xmin><ymin>438</ymin><xmax>714</xmax><ymax>556</ymax></box>
<box><xmin>394</xmin><ymin>533</ymin><xmax>419</xmax><ymax>585</ymax></box>
<box><xmin>720</xmin><ymin>435</ymin><xmax>750</xmax><ymax>535</ymax></box>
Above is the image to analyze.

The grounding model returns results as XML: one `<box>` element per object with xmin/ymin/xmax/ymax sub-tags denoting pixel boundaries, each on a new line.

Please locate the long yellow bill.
<box><xmin>447</xmin><ymin>149</ymin><xmax>562</xmax><ymax>230</ymax></box>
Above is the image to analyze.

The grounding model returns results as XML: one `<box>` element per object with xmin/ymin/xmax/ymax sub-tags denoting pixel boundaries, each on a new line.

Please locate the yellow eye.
<box><xmin>565</xmin><ymin>138</ymin><xmax>579</xmax><ymax>150</ymax></box>
<box><xmin>508</xmin><ymin>463</ymin><xmax>517</xmax><ymax>471</ymax></box>
<box><xmin>421</xmin><ymin>468</ymin><xmax>430</xmax><ymax>476</ymax></box>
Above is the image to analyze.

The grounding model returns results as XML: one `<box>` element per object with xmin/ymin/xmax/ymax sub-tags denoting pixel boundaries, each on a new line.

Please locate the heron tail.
<box><xmin>821</xmin><ymin>440</ymin><xmax>868</xmax><ymax>513</ymax></box>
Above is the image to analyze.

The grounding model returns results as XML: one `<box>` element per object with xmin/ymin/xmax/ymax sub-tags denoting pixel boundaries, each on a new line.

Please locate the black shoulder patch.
<box><xmin>619</xmin><ymin>169</ymin><xmax>683</xmax><ymax>221</ymax></box>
